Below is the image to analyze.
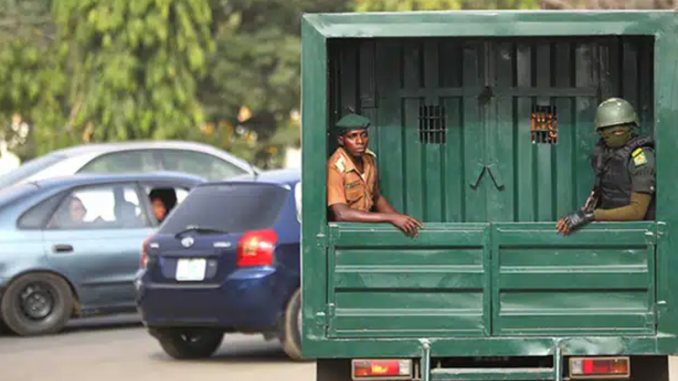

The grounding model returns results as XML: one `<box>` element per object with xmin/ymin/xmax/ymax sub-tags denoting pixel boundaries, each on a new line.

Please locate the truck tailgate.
<box><xmin>326</xmin><ymin>222</ymin><xmax>657</xmax><ymax>338</ymax></box>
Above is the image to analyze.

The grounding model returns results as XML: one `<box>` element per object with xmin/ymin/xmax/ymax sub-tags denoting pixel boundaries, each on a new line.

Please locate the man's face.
<box><xmin>151</xmin><ymin>198</ymin><xmax>167</xmax><ymax>221</ymax></box>
<box><xmin>338</xmin><ymin>129</ymin><xmax>369</xmax><ymax>157</ymax></box>
<box><xmin>599</xmin><ymin>124</ymin><xmax>632</xmax><ymax>148</ymax></box>
<box><xmin>69</xmin><ymin>200</ymin><xmax>86</xmax><ymax>222</ymax></box>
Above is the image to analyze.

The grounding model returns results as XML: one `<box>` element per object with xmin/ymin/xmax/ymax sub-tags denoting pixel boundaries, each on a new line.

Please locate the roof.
<box><xmin>49</xmin><ymin>140</ymin><xmax>219</xmax><ymax>156</ymax></box>
<box><xmin>31</xmin><ymin>171</ymin><xmax>206</xmax><ymax>189</ymax></box>
<box><xmin>42</xmin><ymin>140</ymin><xmax>258</xmax><ymax>172</ymax></box>
<box><xmin>302</xmin><ymin>10</ymin><xmax>678</xmax><ymax>38</ymax></box>
<box><xmin>210</xmin><ymin>168</ymin><xmax>300</xmax><ymax>187</ymax></box>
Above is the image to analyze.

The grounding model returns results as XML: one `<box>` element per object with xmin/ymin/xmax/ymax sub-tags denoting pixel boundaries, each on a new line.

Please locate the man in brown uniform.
<box><xmin>327</xmin><ymin>113</ymin><xmax>423</xmax><ymax>237</ymax></box>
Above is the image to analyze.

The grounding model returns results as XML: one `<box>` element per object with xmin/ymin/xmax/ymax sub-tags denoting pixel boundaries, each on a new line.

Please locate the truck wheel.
<box><xmin>0</xmin><ymin>319</ymin><xmax>11</xmax><ymax>336</ymax></box>
<box><xmin>279</xmin><ymin>288</ymin><xmax>308</xmax><ymax>361</ymax></box>
<box><xmin>155</xmin><ymin>328</ymin><xmax>224</xmax><ymax>360</ymax></box>
<box><xmin>0</xmin><ymin>272</ymin><xmax>74</xmax><ymax>336</ymax></box>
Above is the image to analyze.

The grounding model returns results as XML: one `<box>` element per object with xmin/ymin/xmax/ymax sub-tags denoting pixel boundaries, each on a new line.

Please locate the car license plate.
<box><xmin>175</xmin><ymin>258</ymin><xmax>207</xmax><ymax>281</ymax></box>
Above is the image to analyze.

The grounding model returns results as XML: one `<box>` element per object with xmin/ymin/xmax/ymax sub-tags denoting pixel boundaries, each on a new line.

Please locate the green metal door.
<box><xmin>480</xmin><ymin>38</ymin><xmax>658</xmax><ymax>336</ymax></box>
<box><xmin>326</xmin><ymin>39</ymin><xmax>495</xmax><ymax>339</ymax></box>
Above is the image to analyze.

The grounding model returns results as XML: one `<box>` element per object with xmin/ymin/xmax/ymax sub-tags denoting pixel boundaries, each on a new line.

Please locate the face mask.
<box><xmin>600</xmin><ymin>125</ymin><xmax>631</xmax><ymax>148</ymax></box>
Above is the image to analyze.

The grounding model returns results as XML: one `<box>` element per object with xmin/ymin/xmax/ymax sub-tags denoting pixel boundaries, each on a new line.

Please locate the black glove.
<box><xmin>556</xmin><ymin>210</ymin><xmax>594</xmax><ymax>236</ymax></box>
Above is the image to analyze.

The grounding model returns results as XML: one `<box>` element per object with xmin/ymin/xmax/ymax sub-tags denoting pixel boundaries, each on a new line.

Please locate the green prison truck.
<box><xmin>300</xmin><ymin>9</ymin><xmax>678</xmax><ymax>381</ymax></box>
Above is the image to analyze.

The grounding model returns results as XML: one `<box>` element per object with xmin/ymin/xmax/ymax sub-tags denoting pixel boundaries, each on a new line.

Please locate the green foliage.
<box><xmin>1</xmin><ymin>0</ymin><xmax>549</xmax><ymax>169</ymax></box>
<box><xmin>0</xmin><ymin>0</ymin><xmax>65</xmax><ymax>159</ymax></box>
<box><xmin>52</xmin><ymin>0</ymin><xmax>215</xmax><ymax>144</ymax></box>
<box><xmin>199</xmin><ymin>0</ymin><xmax>351</xmax><ymax>167</ymax></box>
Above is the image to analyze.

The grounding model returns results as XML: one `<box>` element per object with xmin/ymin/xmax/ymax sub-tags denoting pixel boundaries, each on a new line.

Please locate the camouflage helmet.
<box><xmin>593</xmin><ymin>97</ymin><xmax>639</xmax><ymax>131</ymax></box>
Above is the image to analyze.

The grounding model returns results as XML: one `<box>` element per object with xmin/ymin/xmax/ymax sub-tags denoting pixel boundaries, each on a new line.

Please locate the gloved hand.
<box><xmin>556</xmin><ymin>210</ymin><xmax>594</xmax><ymax>236</ymax></box>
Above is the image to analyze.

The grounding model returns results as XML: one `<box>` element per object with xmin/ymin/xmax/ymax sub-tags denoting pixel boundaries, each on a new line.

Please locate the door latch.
<box><xmin>469</xmin><ymin>164</ymin><xmax>504</xmax><ymax>191</ymax></box>
<box><xmin>469</xmin><ymin>164</ymin><xmax>486</xmax><ymax>189</ymax></box>
<box><xmin>486</xmin><ymin>164</ymin><xmax>505</xmax><ymax>190</ymax></box>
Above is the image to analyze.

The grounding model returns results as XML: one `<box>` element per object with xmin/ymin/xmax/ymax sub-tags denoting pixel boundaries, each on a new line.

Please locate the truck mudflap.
<box><xmin>420</xmin><ymin>339</ymin><xmax>564</xmax><ymax>381</ymax></box>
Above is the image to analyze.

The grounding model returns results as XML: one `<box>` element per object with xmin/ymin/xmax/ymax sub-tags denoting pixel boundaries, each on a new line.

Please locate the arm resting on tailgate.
<box><xmin>593</xmin><ymin>192</ymin><xmax>652</xmax><ymax>221</ymax></box>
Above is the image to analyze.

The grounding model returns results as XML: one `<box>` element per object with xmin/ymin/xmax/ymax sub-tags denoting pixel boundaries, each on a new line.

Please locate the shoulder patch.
<box><xmin>633</xmin><ymin>151</ymin><xmax>648</xmax><ymax>167</ymax></box>
<box><xmin>632</xmin><ymin>148</ymin><xmax>643</xmax><ymax>158</ymax></box>
<box><xmin>365</xmin><ymin>149</ymin><xmax>377</xmax><ymax>158</ymax></box>
<box><xmin>334</xmin><ymin>156</ymin><xmax>346</xmax><ymax>172</ymax></box>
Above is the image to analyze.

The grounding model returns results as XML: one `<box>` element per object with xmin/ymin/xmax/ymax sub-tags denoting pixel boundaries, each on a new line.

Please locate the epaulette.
<box><xmin>334</xmin><ymin>156</ymin><xmax>346</xmax><ymax>172</ymax></box>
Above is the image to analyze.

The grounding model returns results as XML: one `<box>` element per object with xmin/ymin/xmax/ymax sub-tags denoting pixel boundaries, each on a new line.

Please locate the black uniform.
<box><xmin>590</xmin><ymin>135</ymin><xmax>656</xmax><ymax>219</ymax></box>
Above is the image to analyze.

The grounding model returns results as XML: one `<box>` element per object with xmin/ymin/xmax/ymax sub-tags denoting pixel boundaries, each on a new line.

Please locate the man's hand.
<box><xmin>389</xmin><ymin>213</ymin><xmax>424</xmax><ymax>237</ymax></box>
<box><xmin>556</xmin><ymin>210</ymin><xmax>594</xmax><ymax>236</ymax></box>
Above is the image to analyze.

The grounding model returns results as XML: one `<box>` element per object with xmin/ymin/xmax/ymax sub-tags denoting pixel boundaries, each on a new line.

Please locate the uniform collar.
<box><xmin>334</xmin><ymin>147</ymin><xmax>376</xmax><ymax>174</ymax></box>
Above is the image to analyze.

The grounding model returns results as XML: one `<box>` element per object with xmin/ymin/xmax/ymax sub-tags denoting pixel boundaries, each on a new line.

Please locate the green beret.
<box><xmin>334</xmin><ymin>113</ymin><xmax>371</xmax><ymax>131</ymax></box>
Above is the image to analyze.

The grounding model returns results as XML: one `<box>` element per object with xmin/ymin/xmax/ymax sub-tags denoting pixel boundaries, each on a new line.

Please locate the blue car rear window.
<box><xmin>158</xmin><ymin>182</ymin><xmax>289</xmax><ymax>235</ymax></box>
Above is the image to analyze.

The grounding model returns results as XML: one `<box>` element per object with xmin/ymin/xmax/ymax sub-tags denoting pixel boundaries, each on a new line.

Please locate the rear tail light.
<box><xmin>569</xmin><ymin>357</ymin><xmax>630</xmax><ymax>379</ymax></box>
<box><xmin>236</xmin><ymin>229</ymin><xmax>278</xmax><ymax>267</ymax></box>
<box><xmin>352</xmin><ymin>359</ymin><xmax>412</xmax><ymax>380</ymax></box>
<box><xmin>141</xmin><ymin>234</ymin><xmax>155</xmax><ymax>269</ymax></box>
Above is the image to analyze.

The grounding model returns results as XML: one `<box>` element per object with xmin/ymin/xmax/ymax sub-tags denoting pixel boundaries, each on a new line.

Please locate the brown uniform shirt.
<box><xmin>327</xmin><ymin>147</ymin><xmax>378</xmax><ymax>212</ymax></box>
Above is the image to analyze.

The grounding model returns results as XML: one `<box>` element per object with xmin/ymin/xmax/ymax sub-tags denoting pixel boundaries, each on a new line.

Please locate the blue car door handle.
<box><xmin>52</xmin><ymin>244</ymin><xmax>73</xmax><ymax>253</ymax></box>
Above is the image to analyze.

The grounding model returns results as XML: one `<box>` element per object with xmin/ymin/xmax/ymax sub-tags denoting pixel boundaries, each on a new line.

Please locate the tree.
<box><xmin>0</xmin><ymin>0</ymin><xmax>65</xmax><ymax>159</ymax></box>
<box><xmin>198</xmin><ymin>0</ymin><xmax>352</xmax><ymax>167</ymax></box>
<box><xmin>52</xmin><ymin>0</ymin><xmax>215</xmax><ymax>146</ymax></box>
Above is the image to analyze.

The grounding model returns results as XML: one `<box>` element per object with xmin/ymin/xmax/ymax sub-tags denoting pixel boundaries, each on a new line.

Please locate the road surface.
<box><xmin>0</xmin><ymin>314</ymin><xmax>315</xmax><ymax>381</ymax></box>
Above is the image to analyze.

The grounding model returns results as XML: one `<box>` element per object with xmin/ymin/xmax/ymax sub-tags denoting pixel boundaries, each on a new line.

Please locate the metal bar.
<box><xmin>554</xmin><ymin>345</ymin><xmax>563</xmax><ymax>381</ymax></box>
<box><xmin>430</xmin><ymin>368</ymin><xmax>555</xmax><ymax>380</ymax></box>
<box><xmin>420</xmin><ymin>339</ymin><xmax>431</xmax><ymax>381</ymax></box>
<box><xmin>397</xmin><ymin>86</ymin><xmax>598</xmax><ymax>99</ymax></box>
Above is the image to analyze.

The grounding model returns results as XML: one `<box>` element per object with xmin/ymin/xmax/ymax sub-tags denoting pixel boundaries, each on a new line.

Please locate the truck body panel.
<box><xmin>300</xmin><ymin>10</ymin><xmax>678</xmax><ymax>380</ymax></box>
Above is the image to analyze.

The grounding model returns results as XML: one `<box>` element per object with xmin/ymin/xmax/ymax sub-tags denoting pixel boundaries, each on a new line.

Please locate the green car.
<box><xmin>300</xmin><ymin>10</ymin><xmax>678</xmax><ymax>381</ymax></box>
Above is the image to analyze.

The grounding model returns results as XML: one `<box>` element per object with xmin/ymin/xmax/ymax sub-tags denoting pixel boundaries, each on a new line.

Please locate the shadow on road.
<box><xmin>208</xmin><ymin>348</ymin><xmax>292</xmax><ymax>364</ymax></box>
<box><xmin>61</xmin><ymin>320</ymin><xmax>143</xmax><ymax>334</ymax></box>
<box><xmin>150</xmin><ymin>345</ymin><xmax>297</xmax><ymax>364</ymax></box>
<box><xmin>0</xmin><ymin>313</ymin><xmax>143</xmax><ymax>337</ymax></box>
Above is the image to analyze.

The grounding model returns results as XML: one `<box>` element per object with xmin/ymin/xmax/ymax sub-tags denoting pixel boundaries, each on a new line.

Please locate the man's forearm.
<box><xmin>593</xmin><ymin>192</ymin><xmax>652</xmax><ymax>221</ymax></box>
<box><xmin>333</xmin><ymin>206</ymin><xmax>394</xmax><ymax>223</ymax></box>
<box><xmin>374</xmin><ymin>195</ymin><xmax>397</xmax><ymax>214</ymax></box>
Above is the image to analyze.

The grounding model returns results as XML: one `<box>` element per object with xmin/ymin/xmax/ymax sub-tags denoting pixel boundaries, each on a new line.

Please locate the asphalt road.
<box><xmin>0</xmin><ymin>314</ymin><xmax>315</xmax><ymax>381</ymax></box>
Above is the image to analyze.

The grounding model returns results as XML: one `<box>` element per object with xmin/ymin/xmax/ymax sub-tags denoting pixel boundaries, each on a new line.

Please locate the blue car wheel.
<box><xmin>153</xmin><ymin>328</ymin><xmax>224</xmax><ymax>360</ymax></box>
<box><xmin>0</xmin><ymin>272</ymin><xmax>74</xmax><ymax>336</ymax></box>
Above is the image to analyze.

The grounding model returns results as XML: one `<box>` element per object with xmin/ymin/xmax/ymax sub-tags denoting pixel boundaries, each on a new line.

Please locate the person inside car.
<box><xmin>149</xmin><ymin>188</ymin><xmax>177</xmax><ymax>224</ymax></box>
<box><xmin>48</xmin><ymin>196</ymin><xmax>87</xmax><ymax>228</ymax></box>
<box><xmin>68</xmin><ymin>196</ymin><xmax>87</xmax><ymax>224</ymax></box>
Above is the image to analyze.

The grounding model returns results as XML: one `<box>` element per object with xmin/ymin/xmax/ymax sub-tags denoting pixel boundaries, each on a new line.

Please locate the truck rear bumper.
<box><xmin>420</xmin><ymin>341</ymin><xmax>564</xmax><ymax>381</ymax></box>
<box><xmin>303</xmin><ymin>335</ymin><xmax>677</xmax><ymax>359</ymax></box>
<box><xmin>319</xmin><ymin>346</ymin><xmax>671</xmax><ymax>381</ymax></box>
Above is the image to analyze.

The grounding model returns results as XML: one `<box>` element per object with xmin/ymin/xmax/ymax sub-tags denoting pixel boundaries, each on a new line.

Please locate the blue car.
<box><xmin>135</xmin><ymin>169</ymin><xmax>303</xmax><ymax>361</ymax></box>
<box><xmin>0</xmin><ymin>172</ymin><xmax>204</xmax><ymax>336</ymax></box>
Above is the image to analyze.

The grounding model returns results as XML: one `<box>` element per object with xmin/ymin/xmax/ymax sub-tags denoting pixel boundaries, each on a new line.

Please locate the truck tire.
<box><xmin>0</xmin><ymin>319</ymin><xmax>11</xmax><ymax>335</ymax></box>
<box><xmin>155</xmin><ymin>328</ymin><xmax>224</xmax><ymax>360</ymax></box>
<box><xmin>280</xmin><ymin>288</ymin><xmax>308</xmax><ymax>361</ymax></box>
<box><xmin>0</xmin><ymin>272</ymin><xmax>74</xmax><ymax>336</ymax></box>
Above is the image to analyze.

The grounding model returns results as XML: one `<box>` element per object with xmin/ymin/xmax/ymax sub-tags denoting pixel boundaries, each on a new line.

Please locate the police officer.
<box><xmin>557</xmin><ymin>97</ymin><xmax>656</xmax><ymax>236</ymax></box>
<box><xmin>327</xmin><ymin>112</ymin><xmax>423</xmax><ymax>237</ymax></box>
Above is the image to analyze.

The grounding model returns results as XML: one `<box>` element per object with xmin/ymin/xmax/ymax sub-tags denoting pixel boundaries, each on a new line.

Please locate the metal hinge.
<box><xmin>324</xmin><ymin>302</ymin><xmax>335</xmax><ymax>335</ymax></box>
<box><xmin>316</xmin><ymin>233</ymin><xmax>328</xmax><ymax>247</ymax></box>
